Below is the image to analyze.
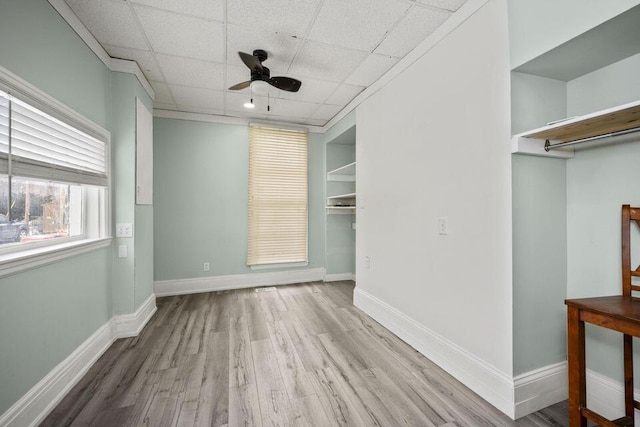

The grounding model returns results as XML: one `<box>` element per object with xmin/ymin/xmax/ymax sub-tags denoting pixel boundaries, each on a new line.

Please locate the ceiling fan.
<box><xmin>228</xmin><ymin>49</ymin><xmax>302</xmax><ymax>94</ymax></box>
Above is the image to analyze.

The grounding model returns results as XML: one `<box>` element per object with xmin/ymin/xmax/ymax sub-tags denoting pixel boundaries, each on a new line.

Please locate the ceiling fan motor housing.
<box><xmin>251</xmin><ymin>66</ymin><xmax>270</xmax><ymax>82</ymax></box>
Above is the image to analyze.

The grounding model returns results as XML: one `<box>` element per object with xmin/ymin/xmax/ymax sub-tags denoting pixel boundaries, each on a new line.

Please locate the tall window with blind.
<box><xmin>0</xmin><ymin>88</ymin><xmax>108</xmax><ymax>248</ymax></box>
<box><xmin>248</xmin><ymin>124</ymin><xmax>308</xmax><ymax>266</ymax></box>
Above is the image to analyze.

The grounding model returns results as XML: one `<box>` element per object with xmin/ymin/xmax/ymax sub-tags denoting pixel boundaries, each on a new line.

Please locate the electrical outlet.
<box><xmin>364</xmin><ymin>256</ymin><xmax>370</xmax><ymax>269</ymax></box>
<box><xmin>438</xmin><ymin>217</ymin><xmax>448</xmax><ymax>235</ymax></box>
<box><xmin>115</xmin><ymin>223</ymin><xmax>133</xmax><ymax>238</ymax></box>
<box><xmin>203</xmin><ymin>262</ymin><xmax>210</xmax><ymax>271</ymax></box>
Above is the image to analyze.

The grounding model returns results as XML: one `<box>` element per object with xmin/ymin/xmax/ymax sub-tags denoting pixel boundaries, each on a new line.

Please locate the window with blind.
<box><xmin>248</xmin><ymin>124</ymin><xmax>308</xmax><ymax>266</ymax></box>
<box><xmin>0</xmin><ymin>88</ymin><xmax>108</xmax><ymax>249</ymax></box>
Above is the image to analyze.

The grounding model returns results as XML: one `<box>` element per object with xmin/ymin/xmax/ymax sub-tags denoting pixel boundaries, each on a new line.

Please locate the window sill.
<box><xmin>250</xmin><ymin>261</ymin><xmax>309</xmax><ymax>271</ymax></box>
<box><xmin>0</xmin><ymin>237</ymin><xmax>112</xmax><ymax>278</ymax></box>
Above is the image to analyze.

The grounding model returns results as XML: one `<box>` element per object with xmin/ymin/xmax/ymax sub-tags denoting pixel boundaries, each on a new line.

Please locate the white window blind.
<box><xmin>248</xmin><ymin>124</ymin><xmax>308</xmax><ymax>266</ymax></box>
<box><xmin>8</xmin><ymin>97</ymin><xmax>107</xmax><ymax>186</ymax></box>
<box><xmin>0</xmin><ymin>91</ymin><xmax>9</xmax><ymax>174</ymax></box>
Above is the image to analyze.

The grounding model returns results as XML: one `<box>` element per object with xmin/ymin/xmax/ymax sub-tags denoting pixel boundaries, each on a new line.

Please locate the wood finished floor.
<box><xmin>43</xmin><ymin>281</ymin><xmax>570</xmax><ymax>426</ymax></box>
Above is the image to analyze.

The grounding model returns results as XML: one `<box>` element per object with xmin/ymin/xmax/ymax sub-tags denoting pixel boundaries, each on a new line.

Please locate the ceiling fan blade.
<box><xmin>269</xmin><ymin>76</ymin><xmax>302</xmax><ymax>92</ymax></box>
<box><xmin>238</xmin><ymin>51</ymin><xmax>263</xmax><ymax>72</ymax></box>
<box><xmin>228</xmin><ymin>81</ymin><xmax>251</xmax><ymax>90</ymax></box>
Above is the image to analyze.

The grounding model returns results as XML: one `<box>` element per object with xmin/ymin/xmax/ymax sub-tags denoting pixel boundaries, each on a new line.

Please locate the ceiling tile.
<box><xmin>156</xmin><ymin>54</ymin><xmax>224</xmax><ymax>90</ymax></box>
<box><xmin>312</xmin><ymin>104</ymin><xmax>343</xmax><ymax>121</ymax></box>
<box><xmin>103</xmin><ymin>44</ymin><xmax>163</xmax><ymax>81</ymax></box>
<box><xmin>271</xmin><ymin>99</ymin><xmax>319</xmax><ymax>119</ymax></box>
<box><xmin>149</xmin><ymin>81</ymin><xmax>174</xmax><ymax>104</ymax></box>
<box><xmin>227</xmin><ymin>111</ymin><xmax>269</xmax><ymax>121</ymax></box>
<box><xmin>305</xmin><ymin>118</ymin><xmax>327</xmax><ymax>126</ymax></box>
<box><xmin>290</xmin><ymin>41</ymin><xmax>367</xmax><ymax>83</ymax></box>
<box><xmin>177</xmin><ymin>105</ymin><xmax>225</xmax><ymax>115</ymax></box>
<box><xmin>227</xmin><ymin>0</ymin><xmax>320</xmax><ymax>38</ymax></box>
<box><xmin>153</xmin><ymin>102</ymin><xmax>178</xmax><ymax>110</ymax></box>
<box><xmin>307</xmin><ymin>0</ymin><xmax>410</xmax><ymax>52</ymax></box>
<box><xmin>226</xmin><ymin>24</ymin><xmax>301</xmax><ymax>73</ymax></box>
<box><xmin>345</xmin><ymin>54</ymin><xmax>399</xmax><ymax>86</ymax></box>
<box><xmin>134</xmin><ymin>6</ymin><xmax>224</xmax><ymax>62</ymax></box>
<box><xmin>130</xmin><ymin>0</ymin><xmax>223</xmax><ymax>22</ymax></box>
<box><xmin>375</xmin><ymin>5</ymin><xmax>451</xmax><ymax>57</ymax></box>
<box><xmin>65</xmin><ymin>0</ymin><xmax>148</xmax><ymax>50</ymax></box>
<box><xmin>325</xmin><ymin>83</ymin><xmax>364</xmax><ymax>105</ymax></box>
<box><xmin>225</xmin><ymin>92</ymin><xmax>271</xmax><ymax>113</ymax></box>
<box><xmin>267</xmin><ymin>115</ymin><xmax>309</xmax><ymax>126</ymax></box>
<box><xmin>169</xmin><ymin>85</ymin><xmax>224</xmax><ymax>110</ymax></box>
<box><xmin>416</xmin><ymin>0</ymin><xmax>467</xmax><ymax>12</ymax></box>
<box><xmin>279</xmin><ymin>77</ymin><xmax>338</xmax><ymax>104</ymax></box>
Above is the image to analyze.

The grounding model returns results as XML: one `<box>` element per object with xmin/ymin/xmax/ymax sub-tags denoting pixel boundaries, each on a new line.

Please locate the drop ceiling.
<box><xmin>64</xmin><ymin>0</ymin><xmax>468</xmax><ymax>126</ymax></box>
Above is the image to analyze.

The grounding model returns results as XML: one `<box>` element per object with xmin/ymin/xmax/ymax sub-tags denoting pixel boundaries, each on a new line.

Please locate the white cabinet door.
<box><xmin>136</xmin><ymin>98</ymin><xmax>153</xmax><ymax>205</ymax></box>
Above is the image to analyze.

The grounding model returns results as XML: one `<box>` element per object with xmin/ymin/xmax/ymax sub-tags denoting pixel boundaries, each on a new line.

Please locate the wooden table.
<box><xmin>565</xmin><ymin>295</ymin><xmax>640</xmax><ymax>426</ymax></box>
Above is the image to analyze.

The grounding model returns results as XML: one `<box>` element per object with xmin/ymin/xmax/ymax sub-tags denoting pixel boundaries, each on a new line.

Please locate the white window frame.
<box><xmin>0</xmin><ymin>65</ymin><xmax>111</xmax><ymax>278</ymax></box>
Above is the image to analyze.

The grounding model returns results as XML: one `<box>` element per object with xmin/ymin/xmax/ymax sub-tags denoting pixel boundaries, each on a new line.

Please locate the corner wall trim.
<box><xmin>0</xmin><ymin>297</ymin><xmax>157</xmax><ymax>427</ymax></box>
<box><xmin>113</xmin><ymin>294</ymin><xmax>157</xmax><ymax>338</ymax></box>
<box><xmin>514</xmin><ymin>362</ymin><xmax>567</xmax><ymax>418</ymax></box>
<box><xmin>353</xmin><ymin>287</ymin><xmax>516</xmax><ymax>418</ymax></box>
<box><xmin>154</xmin><ymin>268</ymin><xmax>327</xmax><ymax>297</ymax></box>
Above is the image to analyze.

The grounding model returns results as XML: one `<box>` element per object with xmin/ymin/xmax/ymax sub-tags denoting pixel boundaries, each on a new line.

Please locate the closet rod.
<box><xmin>544</xmin><ymin>126</ymin><xmax>640</xmax><ymax>151</ymax></box>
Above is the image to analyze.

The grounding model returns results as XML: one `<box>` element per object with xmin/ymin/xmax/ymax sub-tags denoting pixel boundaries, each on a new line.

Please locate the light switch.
<box><xmin>118</xmin><ymin>245</ymin><xmax>127</xmax><ymax>258</ymax></box>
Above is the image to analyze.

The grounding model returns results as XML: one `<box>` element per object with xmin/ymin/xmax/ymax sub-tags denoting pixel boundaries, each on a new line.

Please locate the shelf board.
<box><xmin>328</xmin><ymin>192</ymin><xmax>356</xmax><ymax>200</ymax></box>
<box><xmin>522</xmin><ymin>100</ymin><xmax>640</xmax><ymax>143</ymax></box>
<box><xmin>327</xmin><ymin>162</ymin><xmax>356</xmax><ymax>181</ymax></box>
<box><xmin>326</xmin><ymin>206</ymin><xmax>355</xmax><ymax>215</ymax></box>
<box><xmin>512</xmin><ymin>100</ymin><xmax>640</xmax><ymax>158</ymax></box>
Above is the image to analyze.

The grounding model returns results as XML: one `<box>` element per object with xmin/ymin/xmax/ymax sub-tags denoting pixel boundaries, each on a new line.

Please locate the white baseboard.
<box><xmin>0</xmin><ymin>296</ymin><xmax>157</xmax><ymax>427</ymax></box>
<box><xmin>353</xmin><ymin>288</ymin><xmax>516</xmax><ymax>418</ymax></box>
<box><xmin>154</xmin><ymin>268</ymin><xmax>327</xmax><ymax>297</ymax></box>
<box><xmin>113</xmin><ymin>294</ymin><xmax>157</xmax><ymax>338</ymax></box>
<box><xmin>514</xmin><ymin>362</ymin><xmax>567</xmax><ymax>418</ymax></box>
<box><xmin>587</xmin><ymin>369</ymin><xmax>640</xmax><ymax>424</ymax></box>
<box><xmin>323</xmin><ymin>273</ymin><xmax>354</xmax><ymax>282</ymax></box>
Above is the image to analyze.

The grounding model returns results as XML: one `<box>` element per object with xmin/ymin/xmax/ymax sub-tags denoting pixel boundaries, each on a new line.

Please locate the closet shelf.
<box><xmin>326</xmin><ymin>193</ymin><xmax>356</xmax><ymax>214</ymax></box>
<box><xmin>327</xmin><ymin>162</ymin><xmax>356</xmax><ymax>182</ymax></box>
<box><xmin>327</xmin><ymin>193</ymin><xmax>356</xmax><ymax>200</ymax></box>
<box><xmin>512</xmin><ymin>100</ymin><xmax>640</xmax><ymax>158</ymax></box>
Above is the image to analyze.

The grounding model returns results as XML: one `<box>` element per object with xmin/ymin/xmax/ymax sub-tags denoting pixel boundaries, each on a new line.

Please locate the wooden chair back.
<box><xmin>622</xmin><ymin>204</ymin><xmax>640</xmax><ymax>296</ymax></box>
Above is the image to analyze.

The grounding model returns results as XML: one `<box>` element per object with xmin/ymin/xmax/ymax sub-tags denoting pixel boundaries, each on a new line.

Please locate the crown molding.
<box><xmin>154</xmin><ymin>109</ymin><xmax>325</xmax><ymax>133</ymax></box>
<box><xmin>46</xmin><ymin>0</ymin><xmax>155</xmax><ymax>101</ymax></box>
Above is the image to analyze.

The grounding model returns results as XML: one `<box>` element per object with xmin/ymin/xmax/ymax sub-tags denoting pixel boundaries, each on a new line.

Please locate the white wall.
<box><xmin>354</xmin><ymin>0</ymin><xmax>513</xmax><ymax>415</ymax></box>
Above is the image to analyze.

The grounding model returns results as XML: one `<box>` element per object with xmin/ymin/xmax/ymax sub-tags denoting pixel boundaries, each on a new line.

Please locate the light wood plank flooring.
<box><xmin>42</xmin><ymin>281</ymin><xmax>569</xmax><ymax>426</ymax></box>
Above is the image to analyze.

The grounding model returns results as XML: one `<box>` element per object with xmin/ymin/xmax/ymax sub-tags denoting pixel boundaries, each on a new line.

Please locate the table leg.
<box><xmin>568</xmin><ymin>306</ymin><xmax>587</xmax><ymax>427</ymax></box>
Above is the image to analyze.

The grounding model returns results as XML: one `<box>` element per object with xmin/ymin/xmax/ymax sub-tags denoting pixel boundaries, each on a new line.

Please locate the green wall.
<box><xmin>153</xmin><ymin>118</ymin><xmax>325</xmax><ymax>280</ymax></box>
<box><xmin>0</xmin><ymin>0</ymin><xmax>113</xmax><ymax>415</ymax></box>
<box><xmin>512</xmin><ymin>155</ymin><xmax>567</xmax><ymax>375</ymax></box>
<box><xmin>565</xmin><ymin>52</ymin><xmax>640</xmax><ymax>382</ymax></box>
<box><xmin>110</xmin><ymin>72</ymin><xmax>153</xmax><ymax>314</ymax></box>
<box><xmin>0</xmin><ymin>0</ymin><xmax>153</xmax><ymax>414</ymax></box>
<box><xmin>0</xmin><ymin>0</ymin><xmax>109</xmax><ymax>129</ymax></box>
<box><xmin>511</xmin><ymin>50</ymin><xmax>640</xmax><ymax>379</ymax></box>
